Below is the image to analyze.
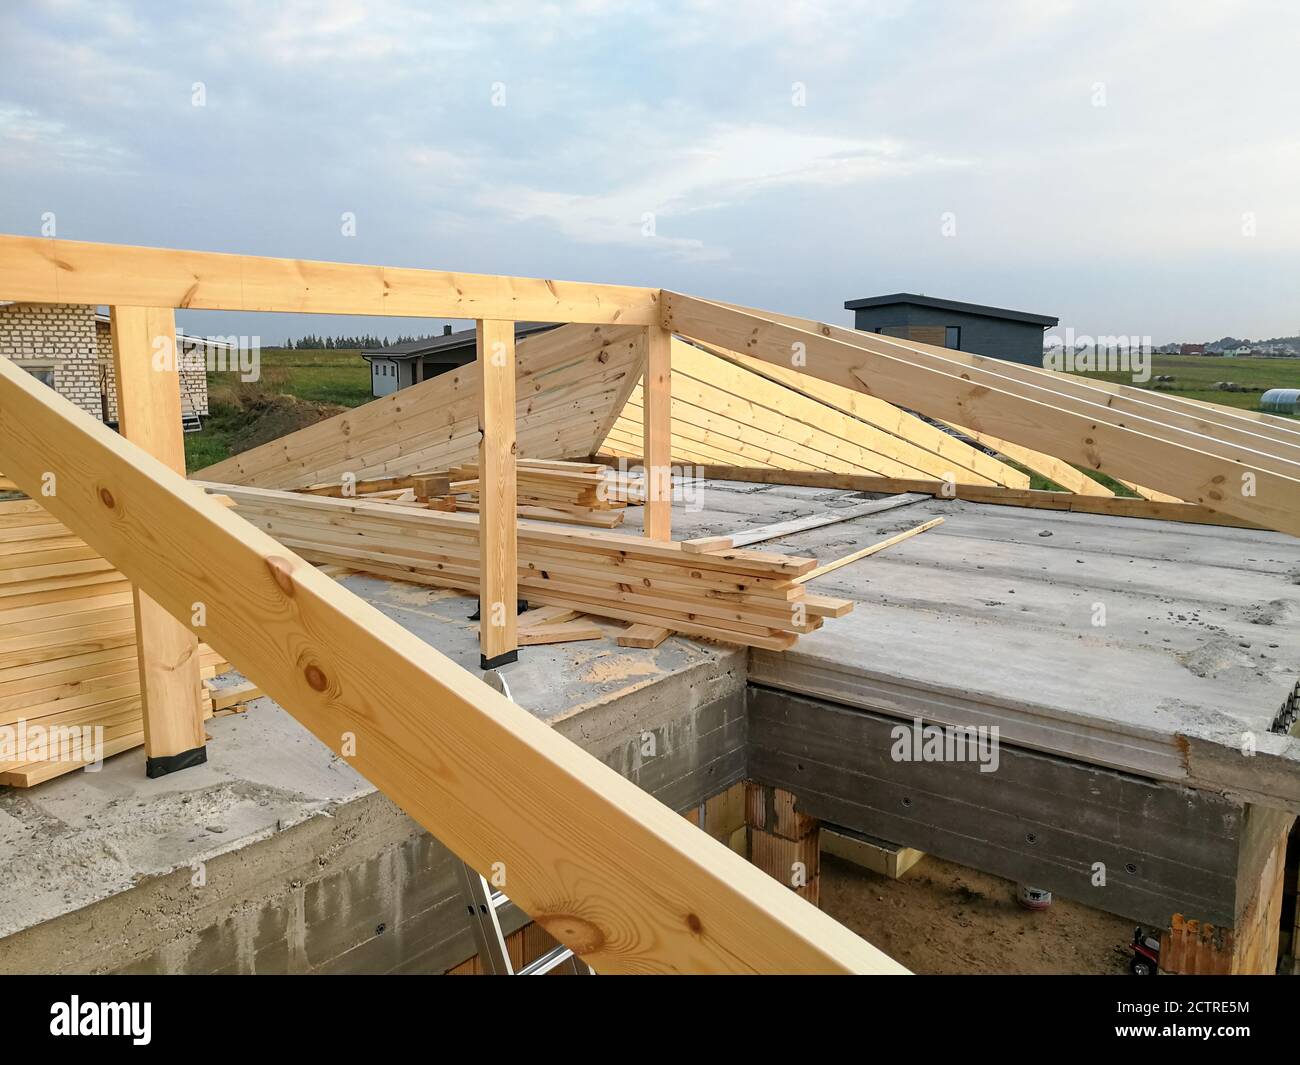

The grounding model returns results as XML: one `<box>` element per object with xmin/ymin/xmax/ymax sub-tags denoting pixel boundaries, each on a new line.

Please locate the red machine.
<box><xmin>1129</xmin><ymin>926</ymin><xmax>1160</xmax><ymax>976</ymax></box>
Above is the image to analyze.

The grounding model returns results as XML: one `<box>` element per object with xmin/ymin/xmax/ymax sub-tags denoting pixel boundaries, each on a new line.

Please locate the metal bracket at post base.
<box><xmin>480</xmin><ymin>649</ymin><xmax>518</xmax><ymax>671</ymax></box>
<box><xmin>145</xmin><ymin>745</ymin><xmax>207</xmax><ymax>779</ymax></box>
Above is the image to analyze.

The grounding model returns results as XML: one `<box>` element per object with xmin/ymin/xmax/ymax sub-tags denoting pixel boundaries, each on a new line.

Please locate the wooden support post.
<box><xmin>642</xmin><ymin>324</ymin><xmax>672</xmax><ymax>541</ymax></box>
<box><xmin>477</xmin><ymin>319</ymin><xmax>518</xmax><ymax>669</ymax></box>
<box><xmin>109</xmin><ymin>306</ymin><xmax>206</xmax><ymax>777</ymax></box>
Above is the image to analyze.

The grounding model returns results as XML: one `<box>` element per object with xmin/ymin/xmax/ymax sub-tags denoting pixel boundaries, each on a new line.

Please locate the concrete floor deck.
<box><xmin>2</xmin><ymin>477</ymin><xmax>1298</xmax><ymax>970</ymax></box>
<box><xmin>719</xmin><ymin>484</ymin><xmax>1300</xmax><ymax>798</ymax></box>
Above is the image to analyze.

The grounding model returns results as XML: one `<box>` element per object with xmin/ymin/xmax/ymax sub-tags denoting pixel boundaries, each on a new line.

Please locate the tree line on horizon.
<box><xmin>277</xmin><ymin>333</ymin><xmax>440</xmax><ymax>350</ymax></box>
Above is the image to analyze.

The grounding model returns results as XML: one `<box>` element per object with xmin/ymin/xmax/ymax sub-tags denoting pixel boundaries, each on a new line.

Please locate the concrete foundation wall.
<box><xmin>0</xmin><ymin>662</ymin><xmax>747</xmax><ymax>975</ymax></box>
<box><xmin>747</xmin><ymin>684</ymin><xmax>1249</xmax><ymax>928</ymax></box>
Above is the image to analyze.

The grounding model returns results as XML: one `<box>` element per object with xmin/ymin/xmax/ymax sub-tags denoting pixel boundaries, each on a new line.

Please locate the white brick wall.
<box><xmin>0</xmin><ymin>302</ymin><xmax>104</xmax><ymax>419</ymax></box>
<box><xmin>95</xmin><ymin>319</ymin><xmax>210</xmax><ymax>421</ymax></box>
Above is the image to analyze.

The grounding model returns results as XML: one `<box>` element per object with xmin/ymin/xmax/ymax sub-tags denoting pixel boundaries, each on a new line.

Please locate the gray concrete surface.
<box><xmin>0</xmin><ymin>558</ymin><xmax>746</xmax><ymax>967</ymax></box>
<box><xmin>2</xmin><ymin>477</ymin><xmax>1298</xmax><ymax>970</ymax></box>
<box><xmin>727</xmin><ymin>483</ymin><xmax>1300</xmax><ymax>804</ymax></box>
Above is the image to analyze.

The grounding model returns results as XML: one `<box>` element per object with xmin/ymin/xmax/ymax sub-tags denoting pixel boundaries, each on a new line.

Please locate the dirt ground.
<box><xmin>820</xmin><ymin>852</ymin><xmax>1135</xmax><ymax>974</ymax></box>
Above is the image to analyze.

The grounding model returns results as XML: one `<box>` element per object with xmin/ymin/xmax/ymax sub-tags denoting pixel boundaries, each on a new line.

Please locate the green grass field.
<box><xmin>208</xmin><ymin>347</ymin><xmax>372</xmax><ymax>408</ymax></box>
<box><xmin>185</xmin><ymin>348</ymin><xmax>371</xmax><ymax>472</ymax></box>
<box><xmin>1064</xmin><ymin>354</ymin><xmax>1300</xmax><ymax>415</ymax></box>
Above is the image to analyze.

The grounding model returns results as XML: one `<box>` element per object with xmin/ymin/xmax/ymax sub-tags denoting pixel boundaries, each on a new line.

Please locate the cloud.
<box><xmin>1</xmin><ymin>0</ymin><xmax>1298</xmax><ymax>339</ymax></box>
<box><xmin>0</xmin><ymin>104</ymin><xmax>131</xmax><ymax>174</ymax></box>
<box><xmin>477</xmin><ymin>123</ymin><xmax>966</xmax><ymax>259</ymax></box>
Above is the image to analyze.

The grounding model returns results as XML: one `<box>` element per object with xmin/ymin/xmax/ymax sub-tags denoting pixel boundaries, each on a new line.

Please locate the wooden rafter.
<box><xmin>692</xmin><ymin>340</ymin><xmax>1029</xmax><ymax>488</ymax></box>
<box><xmin>938</xmin><ymin>420</ymin><xmax>1115</xmax><ymax>497</ymax></box>
<box><xmin>662</xmin><ymin>294</ymin><xmax>1300</xmax><ymax>537</ymax></box>
<box><xmin>709</xmin><ymin>296</ymin><xmax>1300</xmax><ymax>467</ymax></box>
<box><xmin>606</xmin><ymin>338</ymin><xmax>1028</xmax><ymax>486</ymax></box>
<box><xmin>0</xmin><ymin>235</ymin><xmax>661</xmax><ymax>324</ymax></box>
<box><xmin>606</xmin><ymin>462</ymin><xmax>1262</xmax><ymax>529</ymax></box>
<box><xmin>0</xmin><ymin>355</ymin><xmax>901</xmax><ymax>975</ymax></box>
<box><xmin>197</xmin><ymin>324</ymin><xmax>645</xmax><ymax>489</ymax></box>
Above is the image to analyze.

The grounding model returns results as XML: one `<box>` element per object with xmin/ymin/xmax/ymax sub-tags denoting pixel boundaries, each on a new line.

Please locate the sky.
<box><xmin>2</xmin><ymin>0</ymin><xmax>1298</xmax><ymax>345</ymax></box>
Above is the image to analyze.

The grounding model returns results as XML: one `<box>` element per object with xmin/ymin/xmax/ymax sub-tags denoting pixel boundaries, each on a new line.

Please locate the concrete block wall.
<box><xmin>0</xmin><ymin>302</ymin><xmax>103</xmax><ymax>420</ymax></box>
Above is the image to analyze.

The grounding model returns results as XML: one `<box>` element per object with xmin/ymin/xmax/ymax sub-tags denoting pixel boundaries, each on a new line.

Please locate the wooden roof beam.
<box><xmin>0</xmin><ymin>356</ymin><xmax>901</xmax><ymax>975</ymax></box>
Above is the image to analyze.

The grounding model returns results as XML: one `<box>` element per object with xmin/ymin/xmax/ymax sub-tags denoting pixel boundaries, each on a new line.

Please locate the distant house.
<box><xmin>1180</xmin><ymin>343</ymin><xmax>1207</xmax><ymax>356</ymax></box>
<box><xmin>844</xmin><ymin>293</ymin><xmax>1058</xmax><ymax>367</ymax></box>
<box><xmin>0</xmin><ymin>301</ymin><xmax>212</xmax><ymax>426</ymax></box>
<box><xmin>362</xmin><ymin>322</ymin><xmax>559</xmax><ymax>397</ymax></box>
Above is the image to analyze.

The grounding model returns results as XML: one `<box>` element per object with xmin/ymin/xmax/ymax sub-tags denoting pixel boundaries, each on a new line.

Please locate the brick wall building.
<box><xmin>0</xmin><ymin>302</ymin><xmax>104</xmax><ymax>419</ymax></box>
<box><xmin>0</xmin><ymin>302</ymin><xmax>209</xmax><ymax>423</ymax></box>
<box><xmin>93</xmin><ymin>317</ymin><xmax>210</xmax><ymax>421</ymax></box>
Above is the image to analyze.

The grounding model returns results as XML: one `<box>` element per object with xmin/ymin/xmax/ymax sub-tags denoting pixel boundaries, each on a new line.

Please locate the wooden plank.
<box><xmin>662</xmin><ymin>294</ymin><xmax>1300</xmax><ymax>536</ymax></box>
<box><xmin>206</xmin><ymin>680</ymin><xmax>264</xmax><ymax>711</ymax></box>
<box><xmin>0</xmin><ymin>729</ymin><xmax>146</xmax><ymax>787</ymax></box>
<box><xmin>0</xmin><ymin>234</ymin><xmax>661</xmax><ymax>324</ymax></box>
<box><xmin>681</xmin><ymin>494</ymin><xmax>927</xmax><ymax>552</ymax></box>
<box><xmin>216</xmin><ymin>488</ymin><xmax>834</xmax><ymax>646</ymax></box>
<box><xmin>515</xmin><ymin>622</ymin><xmax>603</xmax><ymax>646</ymax></box>
<box><xmin>1116</xmin><ymin>478</ymin><xmax>1183</xmax><ymax>504</ymax></box>
<box><xmin>517</xmin><ymin>606</ymin><xmax>582</xmax><ymax>627</ymax></box>
<box><xmin>478</xmin><ymin>320</ymin><xmax>518</xmax><ymax>667</ymax></box>
<box><xmin>669</xmin><ymin>342</ymin><xmax>977</xmax><ymax>482</ymax></box>
<box><xmin>940</xmin><ymin>421</ymin><xmax>1113</xmax><ymax>497</ymax></box>
<box><xmin>690</xmin><ymin>341</ymin><xmax>1027</xmax><ymax>487</ymax></box>
<box><xmin>712</xmin><ymin>296</ymin><xmax>1300</xmax><ymax>469</ymax></box>
<box><xmin>209</xmin><ymin>484</ymin><xmax>818</xmax><ymax>578</ymax></box>
<box><xmin>617</xmin><ymin>624</ymin><xmax>671</xmax><ymax>649</ymax></box>
<box><xmin>795</xmin><ymin>518</ymin><xmax>944</xmax><ymax>584</ymax></box>
<box><xmin>456</xmin><ymin>502</ymin><xmax>623</xmax><ymax>528</ymax></box>
<box><xmin>643</xmin><ymin>325</ymin><xmax>672</xmax><ymax>541</ymax></box>
<box><xmin>197</xmin><ymin>324</ymin><xmax>644</xmax><ymax>489</ymax></box>
<box><xmin>110</xmin><ymin>305</ymin><xmax>206</xmax><ymax>768</ymax></box>
<box><xmin>0</xmin><ymin>353</ymin><xmax>900</xmax><ymax>975</ymax></box>
<box><xmin>602</xmin><ymin>461</ymin><xmax>1263</xmax><ymax>529</ymax></box>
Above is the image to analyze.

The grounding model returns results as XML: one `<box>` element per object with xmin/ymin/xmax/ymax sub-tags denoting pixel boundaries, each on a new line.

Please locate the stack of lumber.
<box><xmin>212</xmin><ymin>484</ymin><xmax>855</xmax><ymax>651</ymax></box>
<box><xmin>448</xmin><ymin>458</ymin><xmax>626</xmax><ymax>528</ymax></box>
<box><xmin>0</xmin><ymin>499</ymin><xmax>230</xmax><ymax>787</ymax></box>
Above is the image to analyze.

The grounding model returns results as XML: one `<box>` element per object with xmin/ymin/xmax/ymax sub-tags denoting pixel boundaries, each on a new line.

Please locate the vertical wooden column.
<box><xmin>477</xmin><ymin>319</ymin><xmax>518</xmax><ymax>669</ymax></box>
<box><xmin>109</xmin><ymin>306</ymin><xmax>206</xmax><ymax>777</ymax></box>
<box><xmin>642</xmin><ymin>324</ymin><xmax>672</xmax><ymax>541</ymax></box>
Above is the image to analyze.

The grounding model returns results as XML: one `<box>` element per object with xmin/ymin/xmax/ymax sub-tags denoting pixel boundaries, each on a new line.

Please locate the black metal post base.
<box><xmin>145</xmin><ymin>745</ymin><xmax>207</xmax><ymax>779</ymax></box>
<box><xmin>480</xmin><ymin>650</ymin><xmax>519</xmax><ymax>671</ymax></box>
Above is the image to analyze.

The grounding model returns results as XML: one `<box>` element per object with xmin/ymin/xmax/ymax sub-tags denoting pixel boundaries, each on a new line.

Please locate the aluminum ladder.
<box><xmin>454</xmin><ymin>668</ymin><xmax>593</xmax><ymax>975</ymax></box>
<box><xmin>455</xmin><ymin>863</ymin><xmax>591</xmax><ymax>975</ymax></box>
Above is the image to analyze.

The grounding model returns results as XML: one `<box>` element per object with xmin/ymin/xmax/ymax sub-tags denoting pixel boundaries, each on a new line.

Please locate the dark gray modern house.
<box><xmin>362</xmin><ymin>322</ymin><xmax>558</xmax><ymax>397</ymax></box>
<box><xmin>844</xmin><ymin>293</ymin><xmax>1058</xmax><ymax>367</ymax></box>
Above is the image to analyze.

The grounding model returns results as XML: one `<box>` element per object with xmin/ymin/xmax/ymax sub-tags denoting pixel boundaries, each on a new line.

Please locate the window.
<box><xmin>23</xmin><ymin>366</ymin><xmax>55</xmax><ymax>388</ymax></box>
<box><xmin>944</xmin><ymin>326</ymin><xmax>961</xmax><ymax>349</ymax></box>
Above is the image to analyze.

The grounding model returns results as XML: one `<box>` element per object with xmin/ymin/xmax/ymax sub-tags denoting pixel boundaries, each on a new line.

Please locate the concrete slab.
<box><xmin>0</xmin><ymin>565</ymin><xmax>744</xmax><ymax>955</ymax></box>
<box><xmin>701</xmin><ymin>485</ymin><xmax>1300</xmax><ymax>802</ymax></box>
<box><xmin>3</xmin><ymin>475</ymin><xmax>1299</xmax><ymax>969</ymax></box>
